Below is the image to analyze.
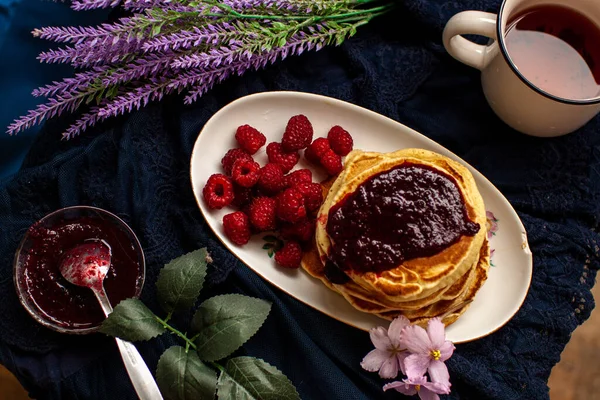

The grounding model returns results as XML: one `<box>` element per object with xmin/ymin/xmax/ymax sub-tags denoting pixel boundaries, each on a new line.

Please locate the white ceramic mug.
<box><xmin>443</xmin><ymin>0</ymin><xmax>600</xmax><ymax>137</ymax></box>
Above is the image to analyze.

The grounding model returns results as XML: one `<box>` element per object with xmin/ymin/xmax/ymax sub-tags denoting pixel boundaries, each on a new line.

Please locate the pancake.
<box><xmin>302</xmin><ymin>148</ymin><xmax>490</xmax><ymax>327</ymax></box>
<box><xmin>301</xmin><ymin>231</ymin><xmax>489</xmax><ymax>327</ymax></box>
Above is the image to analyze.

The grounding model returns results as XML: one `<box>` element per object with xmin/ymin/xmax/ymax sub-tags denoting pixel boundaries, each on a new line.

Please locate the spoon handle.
<box><xmin>115</xmin><ymin>337</ymin><xmax>165</xmax><ymax>400</ymax></box>
<box><xmin>93</xmin><ymin>288</ymin><xmax>164</xmax><ymax>400</ymax></box>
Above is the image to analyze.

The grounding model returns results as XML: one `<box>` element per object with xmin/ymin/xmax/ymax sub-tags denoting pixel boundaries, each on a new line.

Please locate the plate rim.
<box><xmin>189</xmin><ymin>90</ymin><xmax>533</xmax><ymax>343</ymax></box>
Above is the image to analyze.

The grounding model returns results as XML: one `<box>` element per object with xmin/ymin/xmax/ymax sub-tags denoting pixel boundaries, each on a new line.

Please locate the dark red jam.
<box><xmin>324</xmin><ymin>260</ymin><xmax>351</xmax><ymax>285</ymax></box>
<box><xmin>326</xmin><ymin>162</ymin><xmax>480</xmax><ymax>274</ymax></box>
<box><xmin>60</xmin><ymin>242</ymin><xmax>112</xmax><ymax>292</ymax></box>
<box><xmin>19</xmin><ymin>216</ymin><xmax>143</xmax><ymax>329</ymax></box>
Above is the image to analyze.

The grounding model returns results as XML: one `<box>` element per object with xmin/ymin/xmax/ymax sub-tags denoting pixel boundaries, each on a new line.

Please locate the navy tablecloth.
<box><xmin>1</xmin><ymin>0</ymin><xmax>600</xmax><ymax>399</ymax></box>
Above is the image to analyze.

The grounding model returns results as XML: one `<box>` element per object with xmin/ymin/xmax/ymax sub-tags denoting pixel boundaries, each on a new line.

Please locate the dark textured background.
<box><xmin>1</xmin><ymin>0</ymin><xmax>599</xmax><ymax>399</ymax></box>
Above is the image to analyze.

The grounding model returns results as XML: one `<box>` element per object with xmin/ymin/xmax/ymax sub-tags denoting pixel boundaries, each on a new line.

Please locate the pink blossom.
<box><xmin>360</xmin><ymin>316</ymin><xmax>411</xmax><ymax>379</ymax></box>
<box><xmin>384</xmin><ymin>376</ymin><xmax>450</xmax><ymax>400</ymax></box>
<box><xmin>486</xmin><ymin>210</ymin><xmax>499</xmax><ymax>239</ymax></box>
<box><xmin>400</xmin><ymin>317</ymin><xmax>455</xmax><ymax>386</ymax></box>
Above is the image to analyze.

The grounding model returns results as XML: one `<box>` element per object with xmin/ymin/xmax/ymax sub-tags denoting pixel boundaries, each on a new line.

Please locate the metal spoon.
<box><xmin>60</xmin><ymin>241</ymin><xmax>163</xmax><ymax>400</ymax></box>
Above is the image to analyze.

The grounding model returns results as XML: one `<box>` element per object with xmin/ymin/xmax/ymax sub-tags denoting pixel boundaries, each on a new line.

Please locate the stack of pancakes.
<box><xmin>301</xmin><ymin>148</ymin><xmax>490</xmax><ymax>327</ymax></box>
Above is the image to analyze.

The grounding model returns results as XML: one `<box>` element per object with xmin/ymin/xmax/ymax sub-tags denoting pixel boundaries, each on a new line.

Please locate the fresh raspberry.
<box><xmin>223</xmin><ymin>211</ymin><xmax>251</xmax><ymax>245</ymax></box>
<box><xmin>282</xmin><ymin>114</ymin><xmax>314</xmax><ymax>152</ymax></box>
<box><xmin>257</xmin><ymin>163</ymin><xmax>286</xmax><ymax>195</ymax></box>
<box><xmin>235</xmin><ymin>124</ymin><xmax>266</xmax><ymax>155</ymax></box>
<box><xmin>295</xmin><ymin>182</ymin><xmax>323</xmax><ymax>212</ymax></box>
<box><xmin>221</xmin><ymin>148</ymin><xmax>252</xmax><ymax>175</ymax></box>
<box><xmin>231</xmin><ymin>158</ymin><xmax>260</xmax><ymax>188</ymax></box>
<box><xmin>276</xmin><ymin>188</ymin><xmax>307</xmax><ymax>223</ymax></box>
<box><xmin>266</xmin><ymin>142</ymin><xmax>299</xmax><ymax>173</ymax></box>
<box><xmin>321</xmin><ymin>150</ymin><xmax>343</xmax><ymax>176</ymax></box>
<box><xmin>284</xmin><ymin>169</ymin><xmax>312</xmax><ymax>188</ymax></box>
<box><xmin>248</xmin><ymin>197</ymin><xmax>277</xmax><ymax>232</ymax></box>
<box><xmin>232</xmin><ymin>184</ymin><xmax>253</xmax><ymax>208</ymax></box>
<box><xmin>274</xmin><ymin>240</ymin><xmax>303</xmax><ymax>269</ymax></box>
<box><xmin>304</xmin><ymin>138</ymin><xmax>331</xmax><ymax>165</ymax></box>
<box><xmin>203</xmin><ymin>174</ymin><xmax>234</xmax><ymax>209</ymax></box>
<box><xmin>280</xmin><ymin>219</ymin><xmax>315</xmax><ymax>243</ymax></box>
<box><xmin>327</xmin><ymin>125</ymin><xmax>353</xmax><ymax>156</ymax></box>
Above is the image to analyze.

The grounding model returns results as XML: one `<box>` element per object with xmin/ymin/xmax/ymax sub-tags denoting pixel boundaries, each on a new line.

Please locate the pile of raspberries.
<box><xmin>202</xmin><ymin>114</ymin><xmax>353</xmax><ymax>269</ymax></box>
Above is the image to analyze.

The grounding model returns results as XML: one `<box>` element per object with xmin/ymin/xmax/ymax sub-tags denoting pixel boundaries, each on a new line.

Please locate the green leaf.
<box><xmin>156</xmin><ymin>346</ymin><xmax>217</xmax><ymax>400</ymax></box>
<box><xmin>268</xmin><ymin>249</ymin><xmax>274</xmax><ymax>258</ymax></box>
<box><xmin>273</xmin><ymin>240</ymin><xmax>284</xmax><ymax>252</ymax></box>
<box><xmin>192</xmin><ymin>294</ymin><xmax>271</xmax><ymax>362</ymax></box>
<box><xmin>156</xmin><ymin>248</ymin><xmax>209</xmax><ymax>314</ymax></box>
<box><xmin>216</xmin><ymin>357</ymin><xmax>300</xmax><ymax>400</ymax></box>
<box><xmin>276</xmin><ymin>36</ymin><xmax>287</xmax><ymax>47</ymax></box>
<box><xmin>262</xmin><ymin>243</ymin><xmax>274</xmax><ymax>250</ymax></box>
<box><xmin>349</xmin><ymin>25</ymin><xmax>357</xmax><ymax>37</ymax></box>
<box><xmin>262</xmin><ymin>235</ymin><xmax>277</xmax><ymax>242</ymax></box>
<box><xmin>106</xmin><ymin>86</ymin><xmax>118</xmax><ymax>100</ymax></box>
<box><xmin>99</xmin><ymin>298</ymin><xmax>165</xmax><ymax>341</ymax></box>
<box><xmin>271</xmin><ymin>21</ymin><xmax>286</xmax><ymax>31</ymax></box>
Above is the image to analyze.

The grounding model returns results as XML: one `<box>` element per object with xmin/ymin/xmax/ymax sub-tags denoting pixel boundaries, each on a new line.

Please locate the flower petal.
<box><xmin>406</xmin><ymin>376</ymin><xmax>428</xmax><ymax>385</ymax></box>
<box><xmin>423</xmin><ymin>381</ymin><xmax>451</xmax><ymax>395</ymax></box>
<box><xmin>426</xmin><ymin>318</ymin><xmax>446</xmax><ymax>349</ymax></box>
<box><xmin>418</xmin><ymin>387</ymin><xmax>440</xmax><ymax>400</ymax></box>
<box><xmin>383</xmin><ymin>381</ymin><xmax>417</xmax><ymax>396</ymax></box>
<box><xmin>439</xmin><ymin>340</ymin><xmax>455</xmax><ymax>362</ymax></box>
<box><xmin>360</xmin><ymin>349</ymin><xmax>389</xmax><ymax>372</ymax></box>
<box><xmin>404</xmin><ymin>353</ymin><xmax>430</xmax><ymax>379</ymax></box>
<box><xmin>388</xmin><ymin>316</ymin><xmax>411</xmax><ymax>347</ymax></box>
<box><xmin>369</xmin><ymin>326</ymin><xmax>391</xmax><ymax>350</ymax></box>
<box><xmin>401</xmin><ymin>325</ymin><xmax>431</xmax><ymax>354</ymax></box>
<box><xmin>397</xmin><ymin>351</ymin><xmax>410</xmax><ymax>375</ymax></box>
<box><xmin>428</xmin><ymin>360</ymin><xmax>450</xmax><ymax>387</ymax></box>
<box><xmin>379</xmin><ymin>354</ymin><xmax>399</xmax><ymax>379</ymax></box>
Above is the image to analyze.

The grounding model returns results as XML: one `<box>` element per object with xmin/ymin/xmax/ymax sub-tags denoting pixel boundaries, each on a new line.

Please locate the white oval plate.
<box><xmin>190</xmin><ymin>91</ymin><xmax>533</xmax><ymax>343</ymax></box>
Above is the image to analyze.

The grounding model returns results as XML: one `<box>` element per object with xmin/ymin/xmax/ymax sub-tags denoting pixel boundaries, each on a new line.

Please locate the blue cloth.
<box><xmin>0</xmin><ymin>0</ymin><xmax>108</xmax><ymax>180</ymax></box>
<box><xmin>1</xmin><ymin>0</ymin><xmax>600</xmax><ymax>399</ymax></box>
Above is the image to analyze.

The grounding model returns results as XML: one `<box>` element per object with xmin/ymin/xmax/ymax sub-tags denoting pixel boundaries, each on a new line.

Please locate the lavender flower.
<box><xmin>97</xmin><ymin>78</ymin><xmax>171</xmax><ymax>120</ymax></box>
<box><xmin>122</xmin><ymin>0</ymin><xmax>172</xmax><ymax>10</ymax></box>
<box><xmin>7</xmin><ymin>90</ymin><xmax>97</xmax><ymax>135</ymax></box>
<box><xmin>182</xmin><ymin>28</ymin><xmax>332</xmax><ymax>104</ymax></box>
<box><xmin>171</xmin><ymin>44</ymin><xmax>245</xmax><ymax>69</ymax></box>
<box><xmin>142</xmin><ymin>23</ymin><xmax>257</xmax><ymax>53</ymax></box>
<box><xmin>38</xmin><ymin>37</ymin><xmax>144</xmax><ymax>68</ymax></box>
<box><xmin>32</xmin><ymin>68</ymin><xmax>107</xmax><ymax>98</ymax></box>
<box><xmin>32</xmin><ymin>17</ymin><xmax>157</xmax><ymax>45</ymax></box>
<box><xmin>71</xmin><ymin>0</ymin><xmax>122</xmax><ymax>11</ymax></box>
<box><xmin>221</xmin><ymin>0</ymin><xmax>304</xmax><ymax>13</ymax></box>
<box><xmin>103</xmin><ymin>53</ymin><xmax>176</xmax><ymax>86</ymax></box>
<box><xmin>9</xmin><ymin>0</ymin><xmax>393</xmax><ymax>138</ymax></box>
<box><xmin>62</xmin><ymin>107</ymin><xmax>105</xmax><ymax>140</ymax></box>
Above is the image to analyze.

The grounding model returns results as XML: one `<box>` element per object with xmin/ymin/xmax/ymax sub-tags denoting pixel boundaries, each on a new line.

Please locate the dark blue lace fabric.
<box><xmin>1</xmin><ymin>0</ymin><xmax>600</xmax><ymax>399</ymax></box>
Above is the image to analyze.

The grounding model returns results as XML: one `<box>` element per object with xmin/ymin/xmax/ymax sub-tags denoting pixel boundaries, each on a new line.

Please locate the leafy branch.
<box><xmin>99</xmin><ymin>248</ymin><xmax>300</xmax><ymax>400</ymax></box>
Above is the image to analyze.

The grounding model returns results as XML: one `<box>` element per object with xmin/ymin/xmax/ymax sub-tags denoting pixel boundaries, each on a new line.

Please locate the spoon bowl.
<box><xmin>60</xmin><ymin>241</ymin><xmax>112</xmax><ymax>292</ymax></box>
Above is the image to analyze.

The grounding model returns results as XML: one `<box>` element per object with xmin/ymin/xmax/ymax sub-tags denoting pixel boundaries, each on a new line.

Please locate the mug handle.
<box><xmin>442</xmin><ymin>11</ymin><xmax>498</xmax><ymax>71</ymax></box>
